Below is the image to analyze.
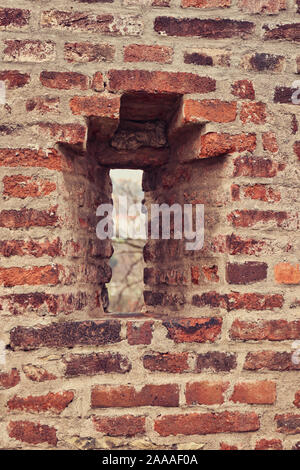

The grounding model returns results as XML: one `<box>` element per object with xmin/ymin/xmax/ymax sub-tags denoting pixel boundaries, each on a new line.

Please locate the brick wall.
<box><xmin>0</xmin><ymin>0</ymin><xmax>300</xmax><ymax>450</ymax></box>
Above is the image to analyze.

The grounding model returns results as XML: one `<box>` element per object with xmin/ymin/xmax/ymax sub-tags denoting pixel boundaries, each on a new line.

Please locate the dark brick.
<box><xmin>226</xmin><ymin>262</ymin><xmax>268</xmax><ymax>285</ymax></box>
<box><xmin>9</xmin><ymin>320</ymin><xmax>121</xmax><ymax>351</ymax></box>
<box><xmin>63</xmin><ymin>353</ymin><xmax>131</xmax><ymax>377</ymax></box>
<box><xmin>163</xmin><ymin>318</ymin><xmax>222</xmax><ymax>343</ymax></box>
<box><xmin>196</xmin><ymin>352</ymin><xmax>237</xmax><ymax>372</ymax></box>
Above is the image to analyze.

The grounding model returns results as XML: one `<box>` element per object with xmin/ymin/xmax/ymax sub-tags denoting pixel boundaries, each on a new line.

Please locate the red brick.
<box><xmin>8</xmin><ymin>421</ymin><xmax>57</xmax><ymax>446</ymax></box>
<box><xmin>41</xmin><ymin>10</ymin><xmax>143</xmax><ymax>36</ymax></box>
<box><xmin>22</xmin><ymin>365</ymin><xmax>57</xmax><ymax>382</ymax></box>
<box><xmin>0</xmin><ymin>265</ymin><xmax>61</xmax><ymax>288</ymax></box>
<box><xmin>3</xmin><ymin>175</ymin><xmax>56</xmax><ymax>199</ymax></box>
<box><xmin>243</xmin><ymin>184</ymin><xmax>281</xmax><ymax>203</ymax></box>
<box><xmin>0</xmin><ymin>8</ymin><xmax>30</xmax><ymax>29</ymax></box>
<box><xmin>244</xmin><ymin>351</ymin><xmax>300</xmax><ymax>371</ymax></box>
<box><xmin>230</xmin><ymin>381</ymin><xmax>276</xmax><ymax>404</ymax></box>
<box><xmin>70</xmin><ymin>95</ymin><xmax>120</xmax><ymax>118</ymax></box>
<box><xmin>193</xmin><ymin>291</ymin><xmax>283</xmax><ymax>311</ymax></box>
<box><xmin>4</xmin><ymin>40</ymin><xmax>56</xmax><ymax>62</ymax></box>
<box><xmin>276</xmin><ymin>414</ymin><xmax>300</xmax><ymax>434</ymax></box>
<box><xmin>0</xmin><ymin>239</ymin><xmax>62</xmax><ymax>258</ymax></box>
<box><xmin>91</xmin><ymin>384</ymin><xmax>179</xmax><ymax>408</ymax></box>
<box><xmin>225</xmin><ymin>233</ymin><xmax>265</xmax><ymax>255</ymax></box>
<box><xmin>163</xmin><ymin>317</ymin><xmax>222</xmax><ymax>343</ymax></box>
<box><xmin>26</xmin><ymin>96</ymin><xmax>60</xmax><ymax>114</ymax></box>
<box><xmin>93</xmin><ymin>415</ymin><xmax>145</xmax><ymax>437</ymax></box>
<box><xmin>240</xmin><ymin>102</ymin><xmax>267</xmax><ymax>124</ymax></box>
<box><xmin>0</xmin><ymin>207</ymin><xmax>58</xmax><ymax>229</ymax></box>
<box><xmin>220</xmin><ymin>442</ymin><xmax>239</xmax><ymax>450</ymax></box>
<box><xmin>264</xmin><ymin>24</ymin><xmax>300</xmax><ymax>42</ymax></box>
<box><xmin>294</xmin><ymin>391</ymin><xmax>300</xmax><ymax>408</ymax></box>
<box><xmin>0</xmin><ymin>148</ymin><xmax>69</xmax><ymax>171</ymax></box>
<box><xmin>0</xmin><ymin>70</ymin><xmax>30</xmax><ymax>89</ymax></box>
<box><xmin>91</xmin><ymin>72</ymin><xmax>104</xmax><ymax>91</ymax></box>
<box><xmin>154</xmin><ymin>411</ymin><xmax>260</xmax><ymax>436</ymax></box>
<box><xmin>64</xmin><ymin>42</ymin><xmax>115</xmax><ymax>63</ymax></box>
<box><xmin>226</xmin><ymin>262</ymin><xmax>268</xmax><ymax>285</ymax></box>
<box><xmin>108</xmin><ymin>69</ymin><xmax>216</xmax><ymax>94</ymax></box>
<box><xmin>143</xmin><ymin>352</ymin><xmax>189</xmax><ymax>373</ymax></box>
<box><xmin>199</xmin><ymin>132</ymin><xmax>256</xmax><ymax>158</ymax></box>
<box><xmin>10</xmin><ymin>321</ymin><xmax>121</xmax><ymax>350</ymax></box>
<box><xmin>275</xmin><ymin>263</ymin><xmax>300</xmax><ymax>285</ymax></box>
<box><xmin>255</xmin><ymin>439</ymin><xmax>283</xmax><ymax>450</ymax></box>
<box><xmin>230</xmin><ymin>319</ymin><xmax>300</xmax><ymax>341</ymax></box>
<box><xmin>232</xmin><ymin>80</ymin><xmax>255</xmax><ymax>100</ymax></box>
<box><xmin>228</xmin><ymin>210</ymin><xmax>288</xmax><ymax>228</ymax></box>
<box><xmin>127</xmin><ymin>321</ymin><xmax>153</xmax><ymax>345</ymax></box>
<box><xmin>173</xmin><ymin>99</ymin><xmax>237</xmax><ymax>128</ymax></box>
<box><xmin>37</xmin><ymin>123</ymin><xmax>86</xmax><ymax>145</ymax></box>
<box><xmin>186</xmin><ymin>381</ymin><xmax>229</xmax><ymax>405</ymax></box>
<box><xmin>7</xmin><ymin>391</ymin><xmax>74</xmax><ymax>414</ymax></box>
<box><xmin>154</xmin><ymin>17</ymin><xmax>254</xmax><ymax>39</ymax></box>
<box><xmin>124</xmin><ymin>44</ymin><xmax>173</xmax><ymax>63</ymax></box>
<box><xmin>63</xmin><ymin>352</ymin><xmax>131</xmax><ymax>377</ymax></box>
<box><xmin>182</xmin><ymin>0</ymin><xmax>231</xmax><ymax>7</ymax></box>
<box><xmin>238</xmin><ymin>0</ymin><xmax>286</xmax><ymax>13</ymax></box>
<box><xmin>0</xmin><ymin>369</ymin><xmax>20</xmax><ymax>389</ymax></box>
<box><xmin>40</xmin><ymin>71</ymin><xmax>88</xmax><ymax>90</ymax></box>
<box><xmin>233</xmin><ymin>156</ymin><xmax>284</xmax><ymax>177</ymax></box>
<box><xmin>294</xmin><ymin>142</ymin><xmax>300</xmax><ymax>161</ymax></box>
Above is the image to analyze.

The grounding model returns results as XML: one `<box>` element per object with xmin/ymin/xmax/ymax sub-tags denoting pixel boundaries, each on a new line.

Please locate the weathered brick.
<box><xmin>264</xmin><ymin>24</ymin><xmax>300</xmax><ymax>42</ymax></box>
<box><xmin>255</xmin><ymin>439</ymin><xmax>283</xmax><ymax>450</ymax></box>
<box><xmin>199</xmin><ymin>133</ymin><xmax>256</xmax><ymax>158</ymax></box>
<box><xmin>274</xmin><ymin>86</ymin><xmax>297</xmax><ymax>104</ymax></box>
<box><xmin>0</xmin><ymin>265</ymin><xmax>61</xmax><ymax>288</ymax></box>
<box><xmin>0</xmin><ymin>71</ymin><xmax>30</xmax><ymax>89</ymax></box>
<box><xmin>233</xmin><ymin>156</ymin><xmax>284</xmax><ymax>177</ymax></box>
<box><xmin>143</xmin><ymin>352</ymin><xmax>189</xmax><ymax>373</ymax></box>
<box><xmin>294</xmin><ymin>142</ymin><xmax>300</xmax><ymax>160</ymax></box>
<box><xmin>0</xmin><ymin>149</ymin><xmax>69</xmax><ymax>171</ymax></box>
<box><xmin>230</xmin><ymin>319</ymin><xmax>300</xmax><ymax>341</ymax></box>
<box><xmin>93</xmin><ymin>415</ymin><xmax>145</xmax><ymax>437</ymax></box>
<box><xmin>228</xmin><ymin>210</ymin><xmax>288</xmax><ymax>228</ymax></box>
<box><xmin>36</xmin><ymin>123</ymin><xmax>86</xmax><ymax>145</ymax></box>
<box><xmin>230</xmin><ymin>381</ymin><xmax>276</xmax><ymax>404</ymax></box>
<box><xmin>276</xmin><ymin>414</ymin><xmax>300</xmax><ymax>434</ymax></box>
<box><xmin>4</xmin><ymin>40</ymin><xmax>56</xmax><ymax>62</ymax></box>
<box><xmin>192</xmin><ymin>291</ymin><xmax>283</xmax><ymax>311</ymax></box>
<box><xmin>240</xmin><ymin>102</ymin><xmax>267</xmax><ymax>124</ymax></box>
<box><xmin>154</xmin><ymin>411</ymin><xmax>260</xmax><ymax>436</ymax></box>
<box><xmin>232</xmin><ymin>80</ymin><xmax>255</xmax><ymax>100</ymax></box>
<box><xmin>40</xmin><ymin>71</ymin><xmax>88</xmax><ymax>90</ymax></box>
<box><xmin>3</xmin><ymin>175</ymin><xmax>56</xmax><ymax>199</ymax></box>
<box><xmin>275</xmin><ymin>263</ymin><xmax>300</xmax><ymax>284</ymax></box>
<box><xmin>91</xmin><ymin>384</ymin><xmax>179</xmax><ymax>407</ymax></box>
<box><xmin>242</xmin><ymin>184</ymin><xmax>281</xmax><ymax>203</ymax></box>
<box><xmin>41</xmin><ymin>10</ymin><xmax>143</xmax><ymax>36</ymax></box>
<box><xmin>154</xmin><ymin>17</ymin><xmax>254</xmax><ymax>39</ymax></box>
<box><xmin>196</xmin><ymin>352</ymin><xmax>237</xmax><ymax>372</ymax></box>
<box><xmin>7</xmin><ymin>391</ymin><xmax>74</xmax><ymax>414</ymax></box>
<box><xmin>9</xmin><ymin>320</ymin><xmax>121</xmax><ymax>350</ymax></box>
<box><xmin>0</xmin><ymin>8</ymin><xmax>30</xmax><ymax>29</ymax></box>
<box><xmin>244</xmin><ymin>351</ymin><xmax>300</xmax><ymax>371</ymax></box>
<box><xmin>108</xmin><ymin>69</ymin><xmax>216</xmax><ymax>94</ymax></box>
<box><xmin>174</xmin><ymin>99</ymin><xmax>237</xmax><ymax>126</ymax></box>
<box><xmin>163</xmin><ymin>318</ymin><xmax>222</xmax><ymax>343</ymax></box>
<box><xmin>241</xmin><ymin>53</ymin><xmax>285</xmax><ymax>72</ymax></box>
<box><xmin>0</xmin><ymin>369</ymin><xmax>20</xmax><ymax>389</ymax></box>
<box><xmin>182</xmin><ymin>0</ymin><xmax>231</xmax><ymax>7</ymax></box>
<box><xmin>186</xmin><ymin>381</ymin><xmax>229</xmax><ymax>405</ymax></box>
<box><xmin>63</xmin><ymin>352</ymin><xmax>131</xmax><ymax>377</ymax></box>
<box><xmin>184</xmin><ymin>48</ymin><xmax>231</xmax><ymax>67</ymax></box>
<box><xmin>226</xmin><ymin>262</ymin><xmax>268</xmax><ymax>284</ymax></box>
<box><xmin>0</xmin><ymin>239</ymin><xmax>62</xmax><ymax>258</ymax></box>
<box><xmin>64</xmin><ymin>42</ymin><xmax>115</xmax><ymax>62</ymax></box>
<box><xmin>8</xmin><ymin>421</ymin><xmax>57</xmax><ymax>446</ymax></box>
<box><xmin>26</xmin><ymin>96</ymin><xmax>60</xmax><ymax>114</ymax></box>
<box><xmin>22</xmin><ymin>365</ymin><xmax>57</xmax><ymax>382</ymax></box>
<box><xmin>70</xmin><ymin>95</ymin><xmax>120</xmax><ymax>118</ymax></box>
<box><xmin>238</xmin><ymin>0</ymin><xmax>286</xmax><ymax>14</ymax></box>
<box><xmin>262</xmin><ymin>131</ymin><xmax>279</xmax><ymax>152</ymax></box>
<box><xmin>124</xmin><ymin>44</ymin><xmax>173</xmax><ymax>63</ymax></box>
<box><xmin>127</xmin><ymin>321</ymin><xmax>153</xmax><ymax>345</ymax></box>
<box><xmin>0</xmin><ymin>208</ymin><xmax>58</xmax><ymax>229</ymax></box>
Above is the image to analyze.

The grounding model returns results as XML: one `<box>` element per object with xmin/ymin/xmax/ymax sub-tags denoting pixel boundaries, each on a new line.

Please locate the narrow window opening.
<box><xmin>108</xmin><ymin>169</ymin><xmax>144</xmax><ymax>314</ymax></box>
